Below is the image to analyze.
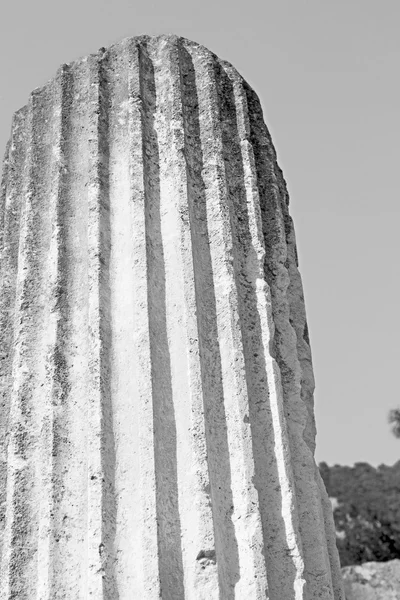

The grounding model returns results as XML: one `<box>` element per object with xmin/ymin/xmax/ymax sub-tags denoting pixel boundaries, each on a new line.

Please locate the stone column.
<box><xmin>0</xmin><ymin>34</ymin><xmax>344</xmax><ymax>600</ymax></box>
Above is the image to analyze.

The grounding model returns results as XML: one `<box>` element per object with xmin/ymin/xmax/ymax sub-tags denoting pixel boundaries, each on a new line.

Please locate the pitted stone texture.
<box><xmin>0</xmin><ymin>34</ymin><xmax>345</xmax><ymax>599</ymax></box>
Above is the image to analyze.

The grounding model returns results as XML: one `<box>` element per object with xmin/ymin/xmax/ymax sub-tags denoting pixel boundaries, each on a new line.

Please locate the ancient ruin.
<box><xmin>0</xmin><ymin>34</ymin><xmax>344</xmax><ymax>599</ymax></box>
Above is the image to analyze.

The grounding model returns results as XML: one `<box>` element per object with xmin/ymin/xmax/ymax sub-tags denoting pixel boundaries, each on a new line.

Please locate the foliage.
<box><xmin>388</xmin><ymin>408</ymin><xmax>400</xmax><ymax>438</ymax></box>
<box><xmin>319</xmin><ymin>461</ymin><xmax>400</xmax><ymax>567</ymax></box>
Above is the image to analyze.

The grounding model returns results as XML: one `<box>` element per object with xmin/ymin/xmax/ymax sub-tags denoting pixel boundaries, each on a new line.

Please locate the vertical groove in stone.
<box><xmin>106</xmin><ymin>38</ymin><xmax>140</xmax><ymax>597</ymax></box>
<box><xmin>189</xmin><ymin>44</ymin><xmax>269</xmax><ymax>598</ymax></box>
<box><xmin>220</xmin><ymin>63</ymin><xmax>308</xmax><ymax>600</ymax></box>
<box><xmin>86</xmin><ymin>51</ymin><xmax>116</xmax><ymax>598</ymax></box>
<box><xmin>106</xmin><ymin>40</ymin><xmax>132</xmax><ymax>597</ymax></box>
<box><xmin>140</xmin><ymin>39</ymin><xmax>186</xmax><ymax>600</ymax></box>
<box><xmin>35</xmin><ymin>64</ymin><xmax>70</xmax><ymax>600</ymax></box>
<box><xmin>0</xmin><ymin>110</ymin><xmax>27</xmax><ymax>576</ymax></box>
<box><xmin>132</xmin><ymin>41</ymin><xmax>162</xmax><ymax>598</ymax></box>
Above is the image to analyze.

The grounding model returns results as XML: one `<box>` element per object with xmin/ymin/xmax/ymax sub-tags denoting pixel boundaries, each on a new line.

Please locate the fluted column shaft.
<box><xmin>0</xmin><ymin>34</ymin><xmax>344</xmax><ymax>600</ymax></box>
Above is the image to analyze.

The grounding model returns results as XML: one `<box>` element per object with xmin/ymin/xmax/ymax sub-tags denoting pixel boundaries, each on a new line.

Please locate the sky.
<box><xmin>0</xmin><ymin>0</ymin><xmax>398</xmax><ymax>467</ymax></box>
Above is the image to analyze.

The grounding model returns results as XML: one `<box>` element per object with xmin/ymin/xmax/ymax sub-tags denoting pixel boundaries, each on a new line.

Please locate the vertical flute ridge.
<box><xmin>132</xmin><ymin>40</ymin><xmax>162</xmax><ymax>598</ymax></box>
<box><xmin>0</xmin><ymin>109</ymin><xmax>28</xmax><ymax>585</ymax></box>
<box><xmin>0</xmin><ymin>34</ymin><xmax>345</xmax><ymax>600</ymax></box>
<box><xmin>1</xmin><ymin>101</ymin><xmax>35</xmax><ymax>600</ymax></box>
<box><xmin>35</xmin><ymin>64</ymin><xmax>71</xmax><ymax>600</ymax></box>
<box><xmin>140</xmin><ymin>39</ymin><xmax>186</xmax><ymax>600</ymax></box>
<box><xmin>106</xmin><ymin>38</ymin><xmax>141</xmax><ymax>597</ymax></box>
<box><xmin>86</xmin><ymin>51</ymin><xmax>116</xmax><ymax>598</ymax></box>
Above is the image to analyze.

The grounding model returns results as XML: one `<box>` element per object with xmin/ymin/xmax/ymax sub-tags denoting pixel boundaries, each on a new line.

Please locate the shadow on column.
<box><xmin>139</xmin><ymin>41</ymin><xmax>185</xmax><ymax>600</ymax></box>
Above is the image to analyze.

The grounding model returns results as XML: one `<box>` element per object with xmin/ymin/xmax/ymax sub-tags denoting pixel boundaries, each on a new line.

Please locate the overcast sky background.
<box><xmin>0</xmin><ymin>0</ymin><xmax>398</xmax><ymax>467</ymax></box>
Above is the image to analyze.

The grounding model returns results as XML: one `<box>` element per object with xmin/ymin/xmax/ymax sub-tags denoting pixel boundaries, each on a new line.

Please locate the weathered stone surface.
<box><xmin>342</xmin><ymin>560</ymin><xmax>400</xmax><ymax>599</ymax></box>
<box><xmin>0</xmin><ymin>34</ymin><xmax>345</xmax><ymax>599</ymax></box>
